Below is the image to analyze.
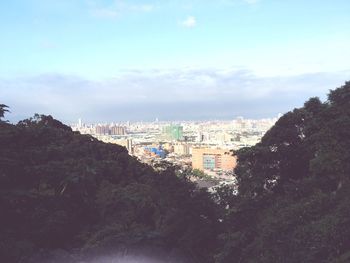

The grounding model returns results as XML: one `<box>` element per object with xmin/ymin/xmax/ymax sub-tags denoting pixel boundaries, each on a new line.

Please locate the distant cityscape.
<box><xmin>71</xmin><ymin>115</ymin><xmax>280</xmax><ymax>183</ymax></box>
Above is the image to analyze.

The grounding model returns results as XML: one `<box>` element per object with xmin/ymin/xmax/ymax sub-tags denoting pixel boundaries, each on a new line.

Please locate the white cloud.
<box><xmin>2</xmin><ymin>69</ymin><xmax>348</xmax><ymax>122</ymax></box>
<box><xmin>181</xmin><ymin>16</ymin><xmax>196</xmax><ymax>28</ymax></box>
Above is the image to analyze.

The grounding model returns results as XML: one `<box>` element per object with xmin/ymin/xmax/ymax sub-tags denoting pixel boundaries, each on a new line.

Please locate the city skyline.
<box><xmin>71</xmin><ymin>113</ymin><xmax>275</xmax><ymax>178</ymax></box>
<box><xmin>71</xmin><ymin>115</ymin><xmax>279</xmax><ymax>125</ymax></box>
<box><xmin>1</xmin><ymin>0</ymin><xmax>349</xmax><ymax>122</ymax></box>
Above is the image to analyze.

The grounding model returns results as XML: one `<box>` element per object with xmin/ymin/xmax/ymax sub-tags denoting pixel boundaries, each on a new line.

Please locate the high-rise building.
<box><xmin>162</xmin><ymin>125</ymin><xmax>183</xmax><ymax>141</ymax></box>
<box><xmin>196</xmin><ymin>131</ymin><xmax>204</xmax><ymax>142</ymax></box>
<box><xmin>110</xmin><ymin>125</ymin><xmax>126</xmax><ymax>135</ymax></box>
<box><xmin>173</xmin><ymin>143</ymin><xmax>191</xmax><ymax>156</ymax></box>
<box><xmin>192</xmin><ymin>148</ymin><xmax>236</xmax><ymax>171</ymax></box>
<box><xmin>126</xmin><ymin>139</ymin><xmax>133</xmax><ymax>154</ymax></box>
<box><xmin>95</xmin><ymin>125</ymin><xmax>126</xmax><ymax>135</ymax></box>
<box><xmin>95</xmin><ymin>124</ymin><xmax>110</xmax><ymax>135</ymax></box>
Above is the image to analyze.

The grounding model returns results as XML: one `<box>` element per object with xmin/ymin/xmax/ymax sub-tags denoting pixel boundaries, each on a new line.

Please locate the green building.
<box><xmin>162</xmin><ymin>124</ymin><xmax>183</xmax><ymax>141</ymax></box>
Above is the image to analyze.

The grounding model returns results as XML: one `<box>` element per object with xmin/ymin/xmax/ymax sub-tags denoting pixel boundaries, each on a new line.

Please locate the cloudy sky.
<box><xmin>0</xmin><ymin>0</ymin><xmax>349</xmax><ymax>123</ymax></box>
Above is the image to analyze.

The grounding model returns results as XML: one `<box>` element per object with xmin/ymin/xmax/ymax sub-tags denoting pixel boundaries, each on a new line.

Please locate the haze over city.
<box><xmin>1</xmin><ymin>0</ymin><xmax>349</xmax><ymax>122</ymax></box>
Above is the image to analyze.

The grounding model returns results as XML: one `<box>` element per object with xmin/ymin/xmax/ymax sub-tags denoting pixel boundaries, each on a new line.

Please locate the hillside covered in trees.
<box><xmin>0</xmin><ymin>113</ymin><xmax>219</xmax><ymax>262</ymax></box>
<box><xmin>1</xmin><ymin>81</ymin><xmax>350</xmax><ymax>262</ymax></box>
<box><xmin>215</xmin><ymin>81</ymin><xmax>350</xmax><ymax>263</ymax></box>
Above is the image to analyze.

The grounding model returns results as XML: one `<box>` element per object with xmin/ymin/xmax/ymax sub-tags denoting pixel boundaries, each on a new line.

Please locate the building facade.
<box><xmin>162</xmin><ymin>125</ymin><xmax>184</xmax><ymax>141</ymax></box>
<box><xmin>173</xmin><ymin>143</ymin><xmax>191</xmax><ymax>156</ymax></box>
<box><xmin>192</xmin><ymin>148</ymin><xmax>236</xmax><ymax>171</ymax></box>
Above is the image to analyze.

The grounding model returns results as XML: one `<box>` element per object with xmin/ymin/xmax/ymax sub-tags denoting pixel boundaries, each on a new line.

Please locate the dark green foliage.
<box><xmin>2</xmin><ymin>80</ymin><xmax>350</xmax><ymax>263</ymax></box>
<box><xmin>0</xmin><ymin>104</ymin><xmax>9</xmax><ymax>120</ymax></box>
<box><xmin>192</xmin><ymin>169</ymin><xmax>211</xmax><ymax>179</ymax></box>
<box><xmin>0</xmin><ymin>113</ymin><xmax>219</xmax><ymax>262</ymax></box>
<box><xmin>216</xmin><ymin>81</ymin><xmax>350</xmax><ymax>262</ymax></box>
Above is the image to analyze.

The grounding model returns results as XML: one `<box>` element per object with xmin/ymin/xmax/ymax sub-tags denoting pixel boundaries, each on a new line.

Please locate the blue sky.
<box><xmin>0</xmin><ymin>0</ymin><xmax>350</xmax><ymax>122</ymax></box>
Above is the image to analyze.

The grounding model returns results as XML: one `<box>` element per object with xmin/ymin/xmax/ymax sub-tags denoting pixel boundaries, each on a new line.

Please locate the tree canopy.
<box><xmin>0</xmin><ymin>112</ymin><xmax>219</xmax><ymax>262</ymax></box>
<box><xmin>215</xmin><ymin>81</ymin><xmax>350</xmax><ymax>262</ymax></box>
<box><xmin>0</xmin><ymin>104</ymin><xmax>9</xmax><ymax>120</ymax></box>
<box><xmin>1</xmin><ymin>80</ymin><xmax>350</xmax><ymax>262</ymax></box>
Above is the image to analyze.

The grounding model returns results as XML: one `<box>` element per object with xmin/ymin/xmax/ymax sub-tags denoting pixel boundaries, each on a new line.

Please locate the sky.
<box><xmin>0</xmin><ymin>0</ymin><xmax>350</xmax><ymax>123</ymax></box>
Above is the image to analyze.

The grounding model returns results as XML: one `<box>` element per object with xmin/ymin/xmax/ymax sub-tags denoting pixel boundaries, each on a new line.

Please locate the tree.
<box><xmin>0</xmin><ymin>104</ymin><xmax>9</xmax><ymax>121</ymax></box>
<box><xmin>215</xmin><ymin>81</ymin><xmax>350</xmax><ymax>263</ymax></box>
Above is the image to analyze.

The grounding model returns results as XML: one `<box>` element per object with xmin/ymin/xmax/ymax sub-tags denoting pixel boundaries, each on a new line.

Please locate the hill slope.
<box><xmin>1</xmin><ymin>81</ymin><xmax>350</xmax><ymax>262</ymax></box>
<box><xmin>0</xmin><ymin>114</ymin><xmax>219</xmax><ymax>262</ymax></box>
<box><xmin>216</xmin><ymin>81</ymin><xmax>350</xmax><ymax>262</ymax></box>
